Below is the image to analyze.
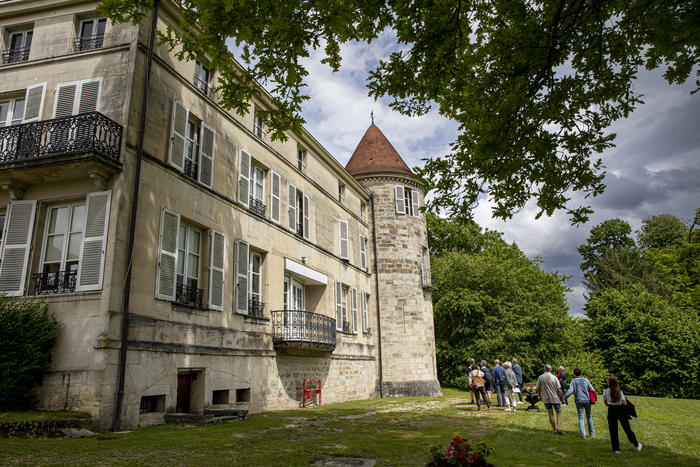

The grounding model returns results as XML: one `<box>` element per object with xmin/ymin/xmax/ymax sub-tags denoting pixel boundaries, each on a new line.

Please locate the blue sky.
<box><xmin>246</xmin><ymin>32</ymin><xmax>700</xmax><ymax>317</ymax></box>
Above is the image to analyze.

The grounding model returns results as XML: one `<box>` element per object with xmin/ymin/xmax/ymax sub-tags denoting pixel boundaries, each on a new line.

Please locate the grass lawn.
<box><xmin>0</xmin><ymin>410</ymin><xmax>91</xmax><ymax>424</ymax></box>
<box><xmin>1</xmin><ymin>387</ymin><xmax>698</xmax><ymax>466</ymax></box>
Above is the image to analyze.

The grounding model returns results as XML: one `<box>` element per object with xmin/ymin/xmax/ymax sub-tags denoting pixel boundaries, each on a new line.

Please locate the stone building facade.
<box><xmin>0</xmin><ymin>0</ymin><xmax>440</xmax><ymax>430</ymax></box>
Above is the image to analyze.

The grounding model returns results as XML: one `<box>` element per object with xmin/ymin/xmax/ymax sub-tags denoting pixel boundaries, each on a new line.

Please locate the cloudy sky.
<box><xmin>259</xmin><ymin>31</ymin><xmax>700</xmax><ymax>317</ymax></box>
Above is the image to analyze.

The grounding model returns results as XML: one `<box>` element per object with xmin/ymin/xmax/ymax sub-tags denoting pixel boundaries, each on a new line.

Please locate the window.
<box><xmin>0</xmin><ymin>97</ymin><xmax>25</xmax><ymax>127</ymax></box>
<box><xmin>140</xmin><ymin>395</ymin><xmax>165</xmax><ymax>414</ymax></box>
<box><xmin>53</xmin><ymin>78</ymin><xmax>102</xmax><ymax>117</ymax></box>
<box><xmin>236</xmin><ymin>388</ymin><xmax>251</xmax><ymax>403</ymax></box>
<box><xmin>249</xmin><ymin>164</ymin><xmax>266</xmax><ymax>216</ymax></box>
<box><xmin>284</xmin><ymin>275</ymin><xmax>305</xmax><ymax>311</ymax></box>
<box><xmin>335</xmin><ymin>281</ymin><xmax>349</xmax><ymax>332</ymax></box>
<box><xmin>212</xmin><ymin>389</ymin><xmax>229</xmax><ymax>405</ymax></box>
<box><xmin>3</xmin><ymin>29</ymin><xmax>32</xmax><ymax>64</ymax></box>
<box><xmin>287</xmin><ymin>184</ymin><xmax>310</xmax><ymax>240</ymax></box>
<box><xmin>75</xmin><ymin>18</ymin><xmax>106</xmax><ymax>52</ymax></box>
<box><xmin>156</xmin><ymin>208</ymin><xmax>226</xmax><ymax>310</ymax></box>
<box><xmin>168</xmin><ymin>99</ymin><xmax>216</xmax><ymax>188</ymax></box>
<box><xmin>361</xmin><ymin>290</ymin><xmax>369</xmax><ymax>333</ymax></box>
<box><xmin>359</xmin><ymin>234</ymin><xmax>366</xmax><ymax>270</ymax></box>
<box><xmin>248</xmin><ymin>250</ymin><xmax>264</xmax><ymax>317</ymax></box>
<box><xmin>254</xmin><ymin>110</ymin><xmax>265</xmax><ymax>138</ymax></box>
<box><xmin>338</xmin><ymin>184</ymin><xmax>345</xmax><ymax>203</ymax></box>
<box><xmin>194</xmin><ymin>60</ymin><xmax>210</xmax><ymax>95</ymax></box>
<box><xmin>339</xmin><ymin>220</ymin><xmax>349</xmax><ymax>260</ymax></box>
<box><xmin>351</xmin><ymin>287</ymin><xmax>358</xmax><ymax>334</ymax></box>
<box><xmin>360</xmin><ymin>203</ymin><xmax>366</xmax><ymax>222</ymax></box>
<box><xmin>297</xmin><ymin>148</ymin><xmax>306</xmax><ymax>172</ymax></box>
<box><xmin>395</xmin><ymin>186</ymin><xmax>420</xmax><ymax>218</ymax></box>
<box><xmin>0</xmin><ymin>212</ymin><xmax>5</xmax><ymax>266</ymax></box>
<box><xmin>234</xmin><ymin>239</ymin><xmax>265</xmax><ymax>317</ymax></box>
<box><xmin>237</xmin><ymin>149</ymin><xmax>268</xmax><ymax>218</ymax></box>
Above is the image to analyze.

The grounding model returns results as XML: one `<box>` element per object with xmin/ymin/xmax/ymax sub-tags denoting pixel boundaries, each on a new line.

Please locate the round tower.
<box><xmin>346</xmin><ymin>123</ymin><xmax>441</xmax><ymax>397</ymax></box>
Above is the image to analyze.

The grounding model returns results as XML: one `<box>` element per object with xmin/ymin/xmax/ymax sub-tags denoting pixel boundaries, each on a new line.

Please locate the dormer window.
<box><xmin>75</xmin><ymin>18</ymin><xmax>106</xmax><ymax>52</ymax></box>
<box><xmin>194</xmin><ymin>60</ymin><xmax>209</xmax><ymax>95</ymax></box>
<box><xmin>3</xmin><ymin>30</ymin><xmax>32</xmax><ymax>64</ymax></box>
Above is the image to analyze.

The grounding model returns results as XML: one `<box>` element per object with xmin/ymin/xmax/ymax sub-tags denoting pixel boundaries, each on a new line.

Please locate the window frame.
<box><xmin>39</xmin><ymin>202</ymin><xmax>86</xmax><ymax>278</ymax></box>
<box><xmin>297</xmin><ymin>148</ymin><xmax>306</xmax><ymax>172</ymax></box>
<box><xmin>0</xmin><ymin>96</ymin><xmax>25</xmax><ymax>127</ymax></box>
<box><xmin>76</xmin><ymin>18</ymin><xmax>106</xmax><ymax>51</ymax></box>
<box><xmin>254</xmin><ymin>109</ymin><xmax>265</xmax><ymax>138</ymax></box>
<box><xmin>176</xmin><ymin>223</ymin><xmax>202</xmax><ymax>291</ymax></box>
<box><xmin>249</xmin><ymin>250</ymin><xmax>262</xmax><ymax>305</ymax></box>
<box><xmin>194</xmin><ymin>60</ymin><xmax>210</xmax><ymax>95</ymax></box>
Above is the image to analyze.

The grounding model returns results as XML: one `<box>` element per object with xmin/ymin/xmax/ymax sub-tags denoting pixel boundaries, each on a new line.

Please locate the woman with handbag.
<box><xmin>603</xmin><ymin>376</ymin><xmax>642</xmax><ymax>453</ymax></box>
<box><xmin>563</xmin><ymin>367</ymin><xmax>596</xmax><ymax>439</ymax></box>
<box><xmin>469</xmin><ymin>363</ymin><xmax>491</xmax><ymax>411</ymax></box>
<box><xmin>503</xmin><ymin>361</ymin><xmax>518</xmax><ymax>412</ymax></box>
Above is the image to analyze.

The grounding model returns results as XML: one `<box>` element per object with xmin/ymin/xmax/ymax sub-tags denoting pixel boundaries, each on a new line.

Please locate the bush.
<box><xmin>0</xmin><ymin>296</ymin><xmax>60</xmax><ymax>410</ymax></box>
<box><xmin>558</xmin><ymin>351</ymin><xmax>609</xmax><ymax>392</ymax></box>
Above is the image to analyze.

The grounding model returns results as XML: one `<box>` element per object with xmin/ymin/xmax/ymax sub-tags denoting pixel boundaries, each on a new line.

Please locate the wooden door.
<box><xmin>176</xmin><ymin>374</ymin><xmax>191</xmax><ymax>413</ymax></box>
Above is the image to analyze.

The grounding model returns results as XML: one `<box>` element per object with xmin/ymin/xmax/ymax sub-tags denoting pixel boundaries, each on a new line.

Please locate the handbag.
<box><xmin>513</xmin><ymin>388</ymin><xmax>521</xmax><ymax>393</ymax></box>
<box><xmin>589</xmin><ymin>389</ymin><xmax>597</xmax><ymax>405</ymax></box>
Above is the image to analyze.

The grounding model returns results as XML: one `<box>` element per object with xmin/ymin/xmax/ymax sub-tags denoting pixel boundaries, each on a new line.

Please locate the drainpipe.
<box><xmin>113</xmin><ymin>0</ymin><xmax>161</xmax><ymax>432</ymax></box>
<box><xmin>60</xmin><ymin>373</ymin><xmax>71</xmax><ymax>409</ymax></box>
<box><xmin>370</xmin><ymin>194</ymin><xmax>384</xmax><ymax>398</ymax></box>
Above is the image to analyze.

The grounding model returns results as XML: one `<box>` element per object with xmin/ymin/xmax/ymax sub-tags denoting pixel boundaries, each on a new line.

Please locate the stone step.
<box><xmin>164</xmin><ymin>410</ymin><xmax>247</xmax><ymax>425</ymax></box>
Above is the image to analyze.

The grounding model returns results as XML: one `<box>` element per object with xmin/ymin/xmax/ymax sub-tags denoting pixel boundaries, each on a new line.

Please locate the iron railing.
<box><xmin>2</xmin><ymin>46</ymin><xmax>30</xmax><ymax>64</ymax></box>
<box><xmin>33</xmin><ymin>270</ymin><xmax>77</xmax><ymax>295</ymax></box>
<box><xmin>296</xmin><ymin>222</ymin><xmax>304</xmax><ymax>238</ymax></box>
<box><xmin>73</xmin><ymin>36</ymin><xmax>104</xmax><ymax>52</ymax></box>
<box><xmin>184</xmin><ymin>159</ymin><xmax>198</xmax><ymax>181</ymax></box>
<box><xmin>193</xmin><ymin>74</ymin><xmax>209</xmax><ymax>95</ymax></box>
<box><xmin>0</xmin><ymin>112</ymin><xmax>122</xmax><ymax>164</ymax></box>
<box><xmin>271</xmin><ymin>310</ymin><xmax>336</xmax><ymax>350</ymax></box>
<box><xmin>249</xmin><ymin>196</ymin><xmax>267</xmax><ymax>217</ymax></box>
<box><xmin>421</xmin><ymin>268</ymin><xmax>434</xmax><ymax>288</ymax></box>
<box><xmin>249</xmin><ymin>299</ymin><xmax>265</xmax><ymax>318</ymax></box>
<box><xmin>342</xmin><ymin>320</ymin><xmax>351</xmax><ymax>333</ymax></box>
<box><xmin>176</xmin><ymin>283</ymin><xmax>204</xmax><ymax>308</ymax></box>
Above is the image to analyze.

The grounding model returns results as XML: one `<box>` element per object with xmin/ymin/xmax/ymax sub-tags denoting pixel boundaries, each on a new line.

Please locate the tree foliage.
<box><xmin>585</xmin><ymin>285</ymin><xmax>700</xmax><ymax>398</ymax></box>
<box><xmin>99</xmin><ymin>0</ymin><xmax>700</xmax><ymax>224</ymax></box>
<box><xmin>426</xmin><ymin>213</ymin><xmax>502</xmax><ymax>257</ymax></box>
<box><xmin>0</xmin><ymin>297</ymin><xmax>60</xmax><ymax>410</ymax></box>
<box><xmin>636</xmin><ymin>213</ymin><xmax>689</xmax><ymax>250</ymax></box>
<box><xmin>577</xmin><ymin>218</ymin><xmax>636</xmax><ymax>272</ymax></box>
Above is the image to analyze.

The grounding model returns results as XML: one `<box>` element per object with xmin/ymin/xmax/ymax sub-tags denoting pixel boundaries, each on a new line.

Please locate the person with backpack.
<box><xmin>469</xmin><ymin>363</ymin><xmax>491</xmax><ymax>411</ymax></box>
<box><xmin>480</xmin><ymin>360</ymin><xmax>493</xmax><ymax>395</ymax></box>
<box><xmin>564</xmin><ymin>367</ymin><xmax>596</xmax><ymax>439</ymax></box>
<box><xmin>557</xmin><ymin>366</ymin><xmax>568</xmax><ymax>405</ymax></box>
<box><xmin>604</xmin><ymin>376</ymin><xmax>642</xmax><ymax>453</ymax></box>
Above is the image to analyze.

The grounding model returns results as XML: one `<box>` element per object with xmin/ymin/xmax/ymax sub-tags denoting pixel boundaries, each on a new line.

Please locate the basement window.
<box><xmin>140</xmin><ymin>395</ymin><xmax>165</xmax><ymax>413</ymax></box>
<box><xmin>236</xmin><ymin>388</ymin><xmax>251</xmax><ymax>403</ymax></box>
<box><xmin>212</xmin><ymin>389</ymin><xmax>229</xmax><ymax>405</ymax></box>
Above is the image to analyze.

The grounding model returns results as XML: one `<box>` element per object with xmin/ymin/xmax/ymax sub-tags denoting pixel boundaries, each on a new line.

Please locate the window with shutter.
<box><xmin>168</xmin><ymin>99</ymin><xmax>188</xmax><ymax>173</ymax></box>
<box><xmin>53</xmin><ymin>78</ymin><xmax>102</xmax><ymax>118</ymax></box>
<box><xmin>21</xmin><ymin>82</ymin><xmax>46</xmax><ymax>123</ymax></box>
<box><xmin>362</xmin><ymin>291</ymin><xmax>369</xmax><ymax>333</ymax></box>
<box><xmin>234</xmin><ymin>239</ymin><xmax>250</xmax><ymax>314</ymax></box>
<box><xmin>287</xmin><ymin>183</ymin><xmax>297</xmax><ymax>231</ymax></box>
<box><xmin>411</xmin><ymin>190</ymin><xmax>421</xmax><ymax>217</ymax></box>
<box><xmin>359</xmin><ymin>234</ymin><xmax>366</xmax><ymax>270</ymax></box>
<box><xmin>351</xmin><ymin>287</ymin><xmax>358</xmax><ymax>334</ymax></box>
<box><xmin>76</xmin><ymin>191</ymin><xmax>112</xmax><ymax>292</ymax></box>
<box><xmin>270</xmin><ymin>171</ymin><xmax>281</xmax><ymax>223</ymax></box>
<box><xmin>208</xmin><ymin>229</ymin><xmax>226</xmax><ymax>311</ymax></box>
<box><xmin>198</xmin><ymin>123</ymin><xmax>216</xmax><ymax>188</ymax></box>
<box><xmin>395</xmin><ymin>186</ymin><xmax>405</xmax><ymax>214</ymax></box>
<box><xmin>303</xmin><ymin>195</ymin><xmax>310</xmax><ymax>240</ymax></box>
<box><xmin>335</xmin><ymin>280</ymin><xmax>342</xmax><ymax>331</ymax></box>
<box><xmin>0</xmin><ymin>200</ymin><xmax>37</xmax><ymax>296</ymax></box>
<box><xmin>156</xmin><ymin>208</ymin><xmax>180</xmax><ymax>301</ymax></box>
<box><xmin>238</xmin><ymin>149</ymin><xmax>251</xmax><ymax>208</ymax></box>
<box><xmin>339</xmin><ymin>220</ymin><xmax>349</xmax><ymax>260</ymax></box>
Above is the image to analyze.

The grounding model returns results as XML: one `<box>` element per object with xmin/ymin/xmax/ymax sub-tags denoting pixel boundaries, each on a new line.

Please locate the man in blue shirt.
<box><xmin>512</xmin><ymin>358</ymin><xmax>524</xmax><ymax>404</ymax></box>
<box><xmin>492</xmin><ymin>360</ymin><xmax>506</xmax><ymax>407</ymax></box>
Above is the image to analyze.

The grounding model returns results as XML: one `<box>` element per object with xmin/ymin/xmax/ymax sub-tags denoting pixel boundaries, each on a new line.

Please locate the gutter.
<box><xmin>370</xmin><ymin>194</ymin><xmax>384</xmax><ymax>398</ymax></box>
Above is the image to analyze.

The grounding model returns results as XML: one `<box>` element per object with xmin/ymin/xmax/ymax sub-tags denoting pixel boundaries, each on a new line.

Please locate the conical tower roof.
<box><xmin>345</xmin><ymin>123</ymin><xmax>413</xmax><ymax>177</ymax></box>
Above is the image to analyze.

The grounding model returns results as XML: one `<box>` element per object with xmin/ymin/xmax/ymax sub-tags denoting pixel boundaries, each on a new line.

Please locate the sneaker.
<box><xmin>556</xmin><ymin>429</ymin><xmax>563</xmax><ymax>435</ymax></box>
<box><xmin>636</xmin><ymin>443</ymin><xmax>642</xmax><ymax>452</ymax></box>
<box><xmin>505</xmin><ymin>408</ymin><xmax>511</xmax><ymax>411</ymax></box>
<box><xmin>517</xmin><ymin>401</ymin><xmax>523</xmax><ymax>405</ymax></box>
<box><xmin>614</xmin><ymin>451</ymin><xmax>620</xmax><ymax>454</ymax></box>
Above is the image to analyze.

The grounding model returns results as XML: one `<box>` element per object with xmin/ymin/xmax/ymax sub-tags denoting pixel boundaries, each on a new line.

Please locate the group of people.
<box><xmin>467</xmin><ymin>359</ymin><xmax>643</xmax><ymax>453</ymax></box>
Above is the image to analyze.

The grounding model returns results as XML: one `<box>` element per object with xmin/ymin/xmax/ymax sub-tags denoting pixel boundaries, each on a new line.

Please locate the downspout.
<box><xmin>370</xmin><ymin>194</ymin><xmax>384</xmax><ymax>398</ymax></box>
<box><xmin>113</xmin><ymin>0</ymin><xmax>161</xmax><ymax>432</ymax></box>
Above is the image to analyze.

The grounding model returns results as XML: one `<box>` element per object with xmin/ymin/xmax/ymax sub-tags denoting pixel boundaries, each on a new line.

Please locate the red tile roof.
<box><xmin>345</xmin><ymin>124</ymin><xmax>413</xmax><ymax>177</ymax></box>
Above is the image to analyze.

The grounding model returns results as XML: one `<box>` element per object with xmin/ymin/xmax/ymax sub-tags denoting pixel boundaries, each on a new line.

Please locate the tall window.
<box><xmin>38</xmin><ymin>203</ymin><xmax>85</xmax><ymax>293</ymax></box>
<box><xmin>4</xmin><ymin>30</ymin><xmax>32</xmax><ymax>64</ymax></box>
<box><xmin>360</xmin><ymin>203</ymin><xmax>366</xmax><ymax>222</ymax></box>
<box><xmin>0</xmin><ymin>213</ymin><xmax>6</xmax><ymax>267</ymax></box>
<box><xmin>249</xmin><ymin>251</ymin><xmax>262</xmax><ymax>306</ymax></box>
<box><xmin>284</xmin><ymin>276</ymin><xmax>304</xmax><ymax>311</ymax></box>
<box><xmin>194</xmin><ymin>60</ymin><xmax>210</xmax><ymax>95</ymax></box>
<box><xmin>249</xmin><ymin>164</ymin><xmax>265</xmax><ymax>216</ymax></box>
<box><xmin>297</xmin><ymin>148</ymin><xmax>305</xmax><ymax>172</ymax></box>
<box><xmin>75</xmin><ymin>18</ymin><xmax>106</xmax><ymax>51</ymax></box>
<box><xmin>335</xmin><ymin>280</ymin><xmax>349</xmax><ymax>331</ymax></box>
<box><xmin>184</xmin><ymin>119</ymin><xmax>199</xmax><ymax>180</ymax></box>
<box><xmin>254</xmin><ymin>110</ymin><xmax>265</xmax><ymax>138</ymax></box>
<box><xmin>338</xmin><ymin>184</ymin><xmax>345</xmax><ymax>203</ymax></box>
<box><xmin>0</xmin><ymin>98</ymin><xmax>25</xmax><ymax>126</ymax></box>
<box><xmin>177</xmin><ymin>224</ymin><xmax>201</xmax><ymax>292</ymax></box>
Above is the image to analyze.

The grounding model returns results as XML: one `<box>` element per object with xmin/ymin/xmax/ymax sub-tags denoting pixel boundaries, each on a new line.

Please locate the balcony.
<box><xmin>249</xmin><ymin>299</ymin><xmax>265</xmax><ymax>318</ymax></box>
<box><xmin>271</xmin><ymin>310</ymin><xmax>336</xmax><ymax>350</ymax></box>
<box><xmin>0</xmin><ymin>112</ymin><xmax>122</xmax><ymax>186</ymax></box>
<box><xmin>176</xmin><ymin>283</ymin><xmax>204</xmax><ymax>308</ymax></box>
<box><xmin>73</xmin><ymin>36</ymin><xmax>104</xmax><ymax>52</ymax></box>
<box><xmin>420</xmin><ymin>268</ymin><xmax>437</xmax><ymax>291</ymax></box>
<box><xmin>183</xmin><ymin>158</ymin><xmax>198</xmax><ymax>181</ymax></box>
<box><xmin>2</xmin><ymin>47</ymin><xmax>30</xmax><ymax>64</ymax></box>
<box><xmin>33</xmin><ymin>270</ymin><xmax>77</xmax><ymax>295</ymax></box>
<box><xmin>249</xmin><ymin>196</ymin><xmax>267</xmax><ymax>217</ymax></box>
<box><xmin>296</xmin><ymin>222</ymin><xmax>304</xmax><ymax>238</ymax></box>
<box><xmin>193</xmin><ymin>74</ymin><xmax>209</xmax><ymax>95</ymax></box>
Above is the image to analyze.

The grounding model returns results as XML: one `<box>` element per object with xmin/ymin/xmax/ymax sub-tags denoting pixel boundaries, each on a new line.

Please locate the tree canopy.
<box><xmin>99</xmin><ymin>0</ymin><xmax>700</xmax><ymax>224</ymax></box>
<box><xmin>636</xmin><ymin>213</ymin><xmax>689</xmax><ymax>250</ymax></box>
<box><xmin>577</xmin><ymin>218</ymin><xmax>636</xmax><ymax>273</ymax></box>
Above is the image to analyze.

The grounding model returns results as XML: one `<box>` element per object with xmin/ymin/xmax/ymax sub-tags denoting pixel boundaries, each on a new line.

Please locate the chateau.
<box><xmin>0</xmin><ymin>0</ymin><xmax>440</xmax><ymax>430</ymax></box>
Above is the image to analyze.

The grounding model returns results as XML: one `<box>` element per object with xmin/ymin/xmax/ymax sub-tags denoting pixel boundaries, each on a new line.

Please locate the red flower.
<box><xmin>473</xmin><ymin>453</ymin><xmax>479</xmax><ymax>459</ymax></box>
<box><xmin>455</xmin><ymin>436</ymin><xmax>461</xmax><ymax>442</ymax></box>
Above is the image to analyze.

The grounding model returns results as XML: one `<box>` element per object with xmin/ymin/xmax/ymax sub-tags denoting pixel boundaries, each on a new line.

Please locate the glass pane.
<box><xmin>44</xmin><ymin>234</ymin><xmax>64</xmax><ymax>263</ymax></box>
<box><xmin>24</xmin><ymin>31</ymin><xmax>32</xmax><ymax>48</ymax></box>
<box><xmin>66</xmin><ymin>261</ymin><xmax>79</xmax><ymax>273</ymax></box>
<box><xmin>251</xmin><ymin>254</ymin><xmax>260</xmax><ymax>274</ymax></box>
<box><xmin>0</xmin><ymin>102</ymin><xmax>8</xmax><ymax>126</ymax></box>
<box><xmin>178</xmin><ymin>225</ymin><xmax>186</xmax><ymax>249</ymax></box>
<box><xmin>187</xmin><ymin>253</ymin><xmax>199</xmax><ymax>279</ymax></box>
<box><xmin>81</xmin><ymin>20</ymin><xmax>94</xmax><ymax>38</ymax></box>
<box><xmin>10</xmin><ymin>33</ymin><xmax>22</xmax><ymax>50</ymax></box>
<box><xmin>67</xmin><ymin>232</ymin><xmax>81</xmax><ymax>260</ymax></box>
<box><xmin>48</xmin><ymin>207</ymin><xmax>68</xmax><ymax>234</ymax></box>
<box><xmin>70</xmin><ymin>205</ymin><xmax>86</xmax><ymax>232</ymax></box>
<box><xmin>96</xmin><ymin>19</ymin><xmax>106</xmax><ymax>36</ymax></box>
<box><xmin>188</xmin><ymin>230</ymin><xmax>200</xmax><ymax>253</ymax></box>
<box><xmin>177</xmin><ymin>250</ymin><xmax>185</xmax><ymax>275</ymax></box>
<box><xmin>11</xmin><ymin>99</ymin><xmax>24</xmax><ymax>125</ymax></box>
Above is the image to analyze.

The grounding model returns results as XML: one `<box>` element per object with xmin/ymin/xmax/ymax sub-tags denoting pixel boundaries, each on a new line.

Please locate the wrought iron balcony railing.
<box><xmin>271</xmin><ymin>310</ymin><xmax>336</xmax><ymax>350</ymax></box>
<box><xmin>2</xmin><ymin>47</ymin><xmax>30</xmax><ymax>64</ymax></box>
<box><xmin>0</xmin><ymin>112</ymin><xmax>122</xmax><ymax>165</ymax></box>
<box><xmin>249</xmin><ymin>299</ymin><xmax>265</xmax><ymax>318</ymax></box>
<box><xmin>296</xmin><ymin>222</ymin><xmax>304</xmax><ymax>238</ymax></box>
<box><xmin>176</xmin><ymin>283</ymin><xmax>204</xmax><ymax>308</ymax></box>
<box><xmin>73</xmin><ymin>36</ymin><xmax>104</xmax><ymax>52</ymax></box>
<box><xmin>193</xmin><ymin>74</ymin><xmax>209</xmax><ymax>95</ymax></box>
<box><xmin>33</xmin><ymin>270</ymin><xmax>77</xmax><ymax>295</ymax></box>
<box><xmin>183</xmin><ymin>158</ymin><xmax>198</xmax><ymax>181</ymax></box>
<box><xmin>420</xmin><ymin>268</ymin><xmax>437</xmax><ymax>290</ymax></box>
<box><xmin>249</xmin><ymin>196</ymin><xmax>267</xmax><ymax>217</ymax></box>
<box><xmin>342</xmin><ymin>320</ymin><xmax>351</xmax><ymax>333</ymax></box>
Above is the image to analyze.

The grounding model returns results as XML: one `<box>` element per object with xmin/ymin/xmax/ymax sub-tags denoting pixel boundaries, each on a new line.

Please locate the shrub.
<box><xmin>0</xmin><ymin>296</ymin><xmax>60</xmax><ymax>410</ymax></box>
<box><xmin>559</xmin><ymin>351</ymin><xmax>609</xmax><ymax>392</ymax></box>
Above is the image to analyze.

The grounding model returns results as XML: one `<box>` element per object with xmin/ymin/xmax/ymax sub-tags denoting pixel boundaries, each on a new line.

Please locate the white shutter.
<box><xmin>168</xmin><ymin>99</ymin><xmax>188</xmax><ymax>172</ymax></box>
<box><xmin>77</xmin><ymin>79</ymin><xmax>102</xmax><ymax>113</ymax></box>
<box><xmin>53</xmin><ymin>83</ymin><xmax>77</xmax><ymax>118</ymax></box>
<box><xmin>198</xmin><ymin>122</ymin><xmax>216</xmax><ymax>189</ymax></box>
<box><xmin>208</xmin><ymin>229</ymin><xmax>226</xmax><ymax>311</ymax></box>
<box><xmin>234</xmin><ymin>239</ymin><xmax>250</xmax><ymax>314</ymax></box>
<box><xmin>76</xmin><ymin>191</ymin><xmax>111</xmax><ymax>291</ymax></box>
<box><xmin>339</xmin><ymin>220</ymin><xmax>349</xmax><ymax>260</ymax></box>
<box><xmin>359</xmin><ymin>234</ymin><xmax>366</xmax><ymax>270</ymax></box>
<box><xmin>351</xmin><ymin>287</ymin><xmax>358</xmax><ymax>334</ymax></box>
<box><xmin>303</xmin><ymin>194</ymin><xmax>310</xmax><ymax>240</ymax></box>
<box><xmin>238</xmin><ymin>149</ymin><xmax>251</xmax><ymax>208</ymax></box>
<box><xmin>335</xmin><ymin>280</ymin><xmax>342</xmax><ymax>330</ymax></box>
<box><xmin>412</xmin><ymin>190</ymin><xmax>420</xmax><ymax>218</ymax></box>
<box><xmin>362</xmin><ymin>291</ymin><xmax>368</xmax><ymax>333</ymax></box>
<box><xmin>0</xmin><ymin>200</ymin><xmax>37</xmax><ymax>296</ymax></box>
<box><xmin>270</xmin><ymin>171</ymin><xmax>281</xmax><ymax>223</ymax></box>
<box><xmin>395</xmin><ymin>186</ymin><xmax>405</xmax><ymax>214</ymax></box>
<box><xmin>287</xmin><ymin>183</ymin><xmax>297</xmax><ymax>231</ymax></box>
<box><xmin>22</xmin><ymin>82</ymin><xmax>46</xmax><ymax>123</ymax></box>
<box><xmin>156</xmin><ymin>208</ymin><xmax>180</xmax><ymax>301</ymax></box>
